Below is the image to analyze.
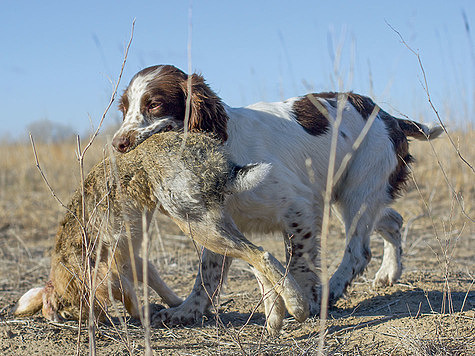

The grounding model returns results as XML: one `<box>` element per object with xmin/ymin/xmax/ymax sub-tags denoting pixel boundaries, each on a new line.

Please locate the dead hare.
<box><xmin>13</xmin><ymin>131</ymin><xmax>308</xmax><ymax>335</ymax></box>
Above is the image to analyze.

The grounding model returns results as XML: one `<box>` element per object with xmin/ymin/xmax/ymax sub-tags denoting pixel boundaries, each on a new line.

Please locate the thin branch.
<box><xmin>29</xmin><ymin>135</ymin><xmax>72</xmax><ymax>214</ymax></box>
<box><xmin>80</xmin><ymin>19</ymin><xmax>135</xmax><ymax>158</ymax></box>
<box><xmin>317</xmin><ymin>93</ymin><xmax>346</xmax><ymax>355</ymax></box>
<box><xmin>386</xmin><ymin>22</ymin><xmax>474</xmax><ymax>223</ymax></box>
<box><xmin>142</xmin><ymin>211</ymin><xmax>153</xmax><ymax>356</ymax></box>
<box><xmin>181</xmin><ymin>3</ymin><xmax>193</xmax><ymax>153</ymax></box>
<box><xmin>386</xmin><ymin>21</ymin><xmax>474</xmax><ymax>174</ymax></box>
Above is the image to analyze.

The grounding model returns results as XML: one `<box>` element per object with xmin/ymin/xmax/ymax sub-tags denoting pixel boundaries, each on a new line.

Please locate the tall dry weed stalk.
<box><xmin>389</xmin><ymin>24</ymin><xmax>474</xmax><ymax>320</ymax></box>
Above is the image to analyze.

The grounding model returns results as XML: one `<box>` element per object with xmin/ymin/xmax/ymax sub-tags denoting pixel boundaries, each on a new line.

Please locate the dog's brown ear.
<box><xmin>12</xmin><ymin>287</ymin><xmax>44</xmax><ymax>316</ymax></box>
<box><xmin>181</xmin><ymin>73</ymin><xmax>229</xmax><ymax>142</ymax></box>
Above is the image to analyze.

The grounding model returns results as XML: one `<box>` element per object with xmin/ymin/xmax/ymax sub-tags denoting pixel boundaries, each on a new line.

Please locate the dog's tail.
<box><xmin>228</xmin><ymin>163</ymin><xmax>272</xmax><ymax>194</ymax></box>
<box><xmin>396</xmin><ymin>118</ymin><xmax>444</xmax><ymax>140</ymax></box>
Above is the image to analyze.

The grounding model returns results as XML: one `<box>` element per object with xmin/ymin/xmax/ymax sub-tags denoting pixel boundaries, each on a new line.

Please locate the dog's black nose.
<box><xmin>112</xmin><ymin>135</ymin><xmax>130</xmax><ymax>153</ymax></box>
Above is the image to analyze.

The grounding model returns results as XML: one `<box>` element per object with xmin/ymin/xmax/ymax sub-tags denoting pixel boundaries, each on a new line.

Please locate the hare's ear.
<box><xmin>228</xmin><ymin>163</ymin><xmax>272</xmax><ymax>193</ymax></box>
<box><xmin>12</xmin><ymin>287</ymin><xmax>44</xmax><ymax>316</ymax></box>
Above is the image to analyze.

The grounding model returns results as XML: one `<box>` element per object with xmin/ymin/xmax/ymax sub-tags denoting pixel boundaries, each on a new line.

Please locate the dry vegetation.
<box><xmin>0</xmin><ymin>124</ymin><xmax>473</xmax><ymax>355</ymax></box>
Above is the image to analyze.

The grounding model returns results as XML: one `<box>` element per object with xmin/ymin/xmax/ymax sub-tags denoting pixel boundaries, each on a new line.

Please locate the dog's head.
<box><xmin>112</xmin><ymin>65</ymin><xmax>228</xmax><ymax>153</ymax></box>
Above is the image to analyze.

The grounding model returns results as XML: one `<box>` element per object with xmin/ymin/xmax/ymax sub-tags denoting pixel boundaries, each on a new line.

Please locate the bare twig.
<box><xmin>80</xmin><ymin>19</ymin><xmax>135</xmax><ymax>159</ymax></box>
<box><xmin>29</xmin><ymin>135</ymin><xmax>80</xmax><ymax>225</ymax></box>
<box><xmin>181</xmin><ymin>2</ymin><xmax>193</xmax><ymax>153</ymax></box>
<box><xmin>386</xmin><ymin>21</ymin><xmax>474</xmax><ymax>174</ymax></box>
<box><xmin>142</xmin><ymin>211</ymin><xmax>153</xmax><ymax>356</ymax></box>
<box><xmin>387</xmin><ymin>23</ymin><xmax>474</xmax><ymax>225</ymax></box>
<box><xmin>317</xmin><ymin>93</ymin><xmax>346</xmax><ymax>355</ymax></box>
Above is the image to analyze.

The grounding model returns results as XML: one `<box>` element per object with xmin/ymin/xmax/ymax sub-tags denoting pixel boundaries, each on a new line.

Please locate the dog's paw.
<box><xmin>151</xmin><ymin>300</ymin><xmax>206</xmax><ymax>327</ymax></box>
<box><xmin>373</xmin><ymin>263</ymin><xmax>402</xmax><ymax>287</ymax></box>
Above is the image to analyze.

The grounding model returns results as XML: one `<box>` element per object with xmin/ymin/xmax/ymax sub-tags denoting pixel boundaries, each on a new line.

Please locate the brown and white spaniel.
<box><xmin>112</xmin><ymin>64</ymin><xmax>442</xmax><ymax>326</ymax></box>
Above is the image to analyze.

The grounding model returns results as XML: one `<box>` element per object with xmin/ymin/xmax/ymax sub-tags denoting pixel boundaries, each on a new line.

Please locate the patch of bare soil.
<box><xmin>1</xmin><ymin>218</ymin><xmax>473</xmax><ymax>355</ymax></box>
<box><xmin>0</xmin><ymin>134</ymin><xmax>474</xmax><ymax>355</ymax></box>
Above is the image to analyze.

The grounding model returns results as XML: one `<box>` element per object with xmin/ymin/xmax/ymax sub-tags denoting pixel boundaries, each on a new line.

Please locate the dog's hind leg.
<box><xmin>373</xmin><ymin>207</ymin><xmax>403</xmax><ymax>286</ymax></box>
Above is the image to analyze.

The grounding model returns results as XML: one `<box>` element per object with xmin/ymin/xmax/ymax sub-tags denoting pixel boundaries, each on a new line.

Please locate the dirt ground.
<box><xmin>0</xmin><ymin>132</ymin><xmax>473</xmax><ymax>355</ymax></box>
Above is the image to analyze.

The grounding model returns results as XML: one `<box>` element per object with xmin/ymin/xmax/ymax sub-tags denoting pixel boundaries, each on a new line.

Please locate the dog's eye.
<box><xmin>148</xmin><ymin>101</ymin><xmax>162</xmax><ymax>111</ymax></box>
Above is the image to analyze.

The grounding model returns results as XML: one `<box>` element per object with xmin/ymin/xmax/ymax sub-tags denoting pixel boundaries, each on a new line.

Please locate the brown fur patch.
<box><xmin>179</xmin><ymin>73</ymin><xmax>229</xmax><ymax>142</ymax></box>
<box><xmin>312</xmin><ymin>92</ymin><xmax>412</xmax><ymax>197</ymax></box>
<box><xmin>346</xmin><ymin>93</ymin><xmax>379</xmax><ymax>119</ymax></box>
<box><xmin>292</xmin><ymin>94</ymin><xmax>330</xmax><ymax>136</ymax></box>
<box><xmin>141</xmin><ymin>65</ymin><xmax>188</xmax><ymax>120</ymax></box>
<box><xmin>378</xmin><ymin>110</ymin><xmax>414</xmax><ymax>198</ymax></box>
<box><xmin>293</xmin><ymin>92</ymin><xmax>380</xmax><ymax>132</ymax></box>
<box><xmin>118</xmin><ymin>93</ymin><xmax>129</xmax><ymax>114</ymax></box>
<box><xmin>310</xmin><ymin>91</ymin><xmax>339</xmax><ymax>104</ymax></box>
<box><xmin>294</xmin><ymin>91</ymin><xmax>413</xmax><ymax>197</ymax></box>
<box><xmin>396</xmin><ymin>119</ymin><xmax>429</xmax><ymax>139</ymax></box>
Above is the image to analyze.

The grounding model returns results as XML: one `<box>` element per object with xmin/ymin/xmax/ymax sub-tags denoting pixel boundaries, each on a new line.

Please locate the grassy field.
<box><xmin>0</xmin><ymin>127</ymin><xmax>473</xmax><ymax>355</ymax></box>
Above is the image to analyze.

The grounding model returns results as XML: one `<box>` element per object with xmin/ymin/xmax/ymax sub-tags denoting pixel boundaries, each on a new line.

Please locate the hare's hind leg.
<box><xmin>250</xmin><ymin>267</ymin><xmax>286</xmax><ymax>334</ymax></box>
<box><xmin>130</xmin><ymin>255</ymin><xmax>183</xmax><ymax>307</ymax></box>
<box><xmin>181</xmin><ymin>213</ymin><xmax>309</xmax><ymax>334</ymax></box>
<box><xmin>109</xmin><ymin>273</ymin><xmax>141</xmax><ymax>319</ymax></box>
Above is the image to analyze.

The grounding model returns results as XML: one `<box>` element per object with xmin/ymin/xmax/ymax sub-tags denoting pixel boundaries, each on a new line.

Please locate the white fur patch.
<box><xmin>113</xmin><ymin>67</ymin><xmax>165</xmax><ymax>140</ymax></box>
<box><xmin>12</xmin><ymin>287</ymin><xmax>44</xmax><ymax>315</ymax></box>
<box><xmin>232</xmin><ymin>163</ymin><xmax>272</xmax><ymax>193</ymax></box>
<box><xmin>427</xmin><ymin>125</ymin><xmax>444</xmax><ymax>139</ymax></box>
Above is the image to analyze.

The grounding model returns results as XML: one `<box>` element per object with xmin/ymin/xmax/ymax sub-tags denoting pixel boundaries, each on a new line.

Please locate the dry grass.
<box><xmin>0</xmin><ymin>127</ymin><xmax>473</xmax><ymax>355</ymax></box>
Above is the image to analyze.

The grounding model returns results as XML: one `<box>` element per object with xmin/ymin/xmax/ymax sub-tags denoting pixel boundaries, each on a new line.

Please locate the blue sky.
<box><xmin>1</xmin><ymin>1</ymin><xmax>473</xmax><ymax>139</ymax></box>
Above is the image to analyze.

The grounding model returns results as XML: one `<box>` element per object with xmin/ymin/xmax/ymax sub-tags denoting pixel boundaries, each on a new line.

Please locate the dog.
<box><xmin>13</xmin><ymin>132</ymin><xmax>309</xmax><ymax>335</ymax></box>
<box><xmin>111</xmin><ymin>64</ymin><xmax>443</xmax><ymax>323</ymax></box>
